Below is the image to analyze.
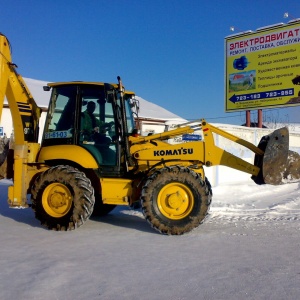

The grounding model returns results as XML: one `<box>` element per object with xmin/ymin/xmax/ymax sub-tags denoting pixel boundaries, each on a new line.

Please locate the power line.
<box><xmin>185</xmin><ymin>106</ymin><xmax>300</xmax><ymax>123</ymax></box>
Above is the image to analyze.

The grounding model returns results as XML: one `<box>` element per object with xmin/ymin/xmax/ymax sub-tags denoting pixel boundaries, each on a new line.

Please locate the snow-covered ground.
<box><xmin>0</xmin><ymin>177</ymin><xmax>299</xmax><ymax>300</ymax></box>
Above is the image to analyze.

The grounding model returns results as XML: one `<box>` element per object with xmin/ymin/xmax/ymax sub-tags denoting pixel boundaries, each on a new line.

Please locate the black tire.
<box><xmin>31</xmin><ymin>165</ymin><xmax>95</xmax><ymax>230</ymax></box>
<box><xmin>141</xmin><ymin>166</ymin><xmax>212</xmax><ymax>235</ymax></box>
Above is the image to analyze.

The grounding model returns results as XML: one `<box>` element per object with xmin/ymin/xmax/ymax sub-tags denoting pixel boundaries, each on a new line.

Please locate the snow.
<box><xmin>135</xmin><ymin>96</ymin><xmax>183</xmax><ymax>121</ymax></box>
<box><xmin>24</xmin><ymin>78</ymin><xmax>50</xmax><ymax>108</ymax></box>
<box><xmin>0</xmin><ymin>176</ymin><xmax>300</xmax><ymax>300</ymax></box>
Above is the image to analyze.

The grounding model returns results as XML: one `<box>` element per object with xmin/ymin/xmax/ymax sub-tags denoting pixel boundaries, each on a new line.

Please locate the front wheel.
<box><xmin>141</xmin><ymin>166</ymin><xmax>212</xmax><ymax>235</ymax></box>
<box><xmin>31</xmin><ymin>165</ymin><xmax>95</xmax><ymax>230</ymax></box>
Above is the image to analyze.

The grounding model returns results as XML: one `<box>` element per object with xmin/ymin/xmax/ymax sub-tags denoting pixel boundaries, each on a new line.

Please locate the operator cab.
<box><xmin>41</xmin><ymin>82</ymin><xmax>137</xmax><ymax>176</ymax></box>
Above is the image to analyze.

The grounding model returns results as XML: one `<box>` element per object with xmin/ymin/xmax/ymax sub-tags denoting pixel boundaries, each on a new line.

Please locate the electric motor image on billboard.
<box><xmin>225</xmin><ymin>21</ymin><xmax>300</xmax><ymax>112</ymax></box>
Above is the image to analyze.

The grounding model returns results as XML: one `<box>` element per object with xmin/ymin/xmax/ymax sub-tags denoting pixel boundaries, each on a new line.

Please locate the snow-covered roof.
<box><xmin>22</xmin><ymin>78</ymin><xmax>183</xmax><ymax>121</ymax></box>
<box><xmin>135</xmin><ymin>96</ymin><xmax>183</xmax><ymax>121</ymax></box>
<box><xmin>24</xmin><ymin>78</ymin><xmax>50</xmax><ymax>107</ymax></box>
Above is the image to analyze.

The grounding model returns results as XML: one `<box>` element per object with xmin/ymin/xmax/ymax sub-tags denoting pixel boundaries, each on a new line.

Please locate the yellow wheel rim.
<box><xmin>42</xmin><ymin>183</ymin><xmax>73</xmax><ymax>218</ymax></box>
<box><xmin>157</xmin><ymin>182</ymin><xmax>194</xmax><ymax>220</ymax></box>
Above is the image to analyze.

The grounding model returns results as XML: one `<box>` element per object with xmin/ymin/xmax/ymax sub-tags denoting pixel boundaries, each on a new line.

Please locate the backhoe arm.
<box><xmin>0</xmin><ymin>33</ymin><xmax>41</xmax><ymax>144</ymax></box>
<box><xmin>0</xmin><ymin>33</ymin><xmax>42</xmax><ymax>206</ymax></box>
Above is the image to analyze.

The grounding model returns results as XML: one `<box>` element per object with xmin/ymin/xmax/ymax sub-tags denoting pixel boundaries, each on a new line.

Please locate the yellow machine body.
<box><xmin>1</xmin><ymin>32</ymin><xmax>298</xmax><ymax>234</ymax></box>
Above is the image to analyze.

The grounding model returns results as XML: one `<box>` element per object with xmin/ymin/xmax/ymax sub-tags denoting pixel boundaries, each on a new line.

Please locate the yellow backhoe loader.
<box><xmin>1</xmin><ymin>33</ymin><xmax>299</xmax><ymax>234</ymax></box>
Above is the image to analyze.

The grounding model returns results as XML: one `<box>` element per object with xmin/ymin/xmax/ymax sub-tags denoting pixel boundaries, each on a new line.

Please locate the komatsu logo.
<box><xmin>153</xmin><ymin>148</ymin><xmax>193</xmax><ymax>156</ymax></box>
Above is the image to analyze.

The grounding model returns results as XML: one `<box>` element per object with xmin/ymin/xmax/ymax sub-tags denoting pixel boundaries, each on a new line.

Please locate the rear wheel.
<box><xmin>31</xmin><ymin>165</ymin><xmax>95</xmax><ymax>230</ymax></box>
<box><xmin>141</xmin><ymin>166</ymin><xmax>212</xmax><ymax>235</ymax></box>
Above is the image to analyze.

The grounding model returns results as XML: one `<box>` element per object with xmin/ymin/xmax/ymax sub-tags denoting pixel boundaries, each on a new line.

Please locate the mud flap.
<box><xmin>252</xmin><ymin>127</ymin><xmax>293</xmax><ymax>185</ymax></box>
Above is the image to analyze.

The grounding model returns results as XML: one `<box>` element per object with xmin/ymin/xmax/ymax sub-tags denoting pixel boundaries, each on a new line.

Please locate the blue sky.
<box><xmin>1</xmin><ymin>0</ymin><xmax>300</xmax><ymax>125</ymax></box>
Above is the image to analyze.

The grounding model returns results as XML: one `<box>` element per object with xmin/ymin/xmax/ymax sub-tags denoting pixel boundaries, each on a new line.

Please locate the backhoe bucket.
<box><xmin>0</xmin><ymin>138</ymin><xmax>9</xmax><ymax>179</ymax></box>
<box><xmin>252</xmin><ymin>127</ymin><xmax>300</xmax><ymax>185</ymax></box>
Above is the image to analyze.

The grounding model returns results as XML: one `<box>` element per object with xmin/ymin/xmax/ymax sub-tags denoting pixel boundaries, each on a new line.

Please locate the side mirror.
<box><xmin>132</xmin><ymin>98</ymin><xmax>140</xmax><ymax>113</ymax></box>
<box><xmin>43</xmin><ymin>86</ymin><xmax>51</xmax><ymax>91</ymax></box>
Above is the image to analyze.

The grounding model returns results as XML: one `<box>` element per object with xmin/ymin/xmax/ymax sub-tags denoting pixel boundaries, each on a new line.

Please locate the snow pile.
<box><xmin>0</xmin><ymin>177</ymin><xmax>300</xmax><ymax>300</ymax></box>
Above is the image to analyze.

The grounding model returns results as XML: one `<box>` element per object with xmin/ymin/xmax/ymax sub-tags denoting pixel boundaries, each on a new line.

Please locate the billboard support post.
<box><xmin>258</xmin><ymin>109</ymin><xmax>263</xmax><ymax>128</ymax></box>
<box><xmin>246</xmin><ymin>110</ymin><xmax>251</xmax><ymax>127</ymax></box>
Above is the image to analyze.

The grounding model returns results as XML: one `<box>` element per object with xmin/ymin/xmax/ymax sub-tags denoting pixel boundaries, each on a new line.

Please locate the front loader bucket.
<box><xmin>252</xmin><ymin>127</ymin><xmax>300</xmax><ymax>185</ymax></box>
